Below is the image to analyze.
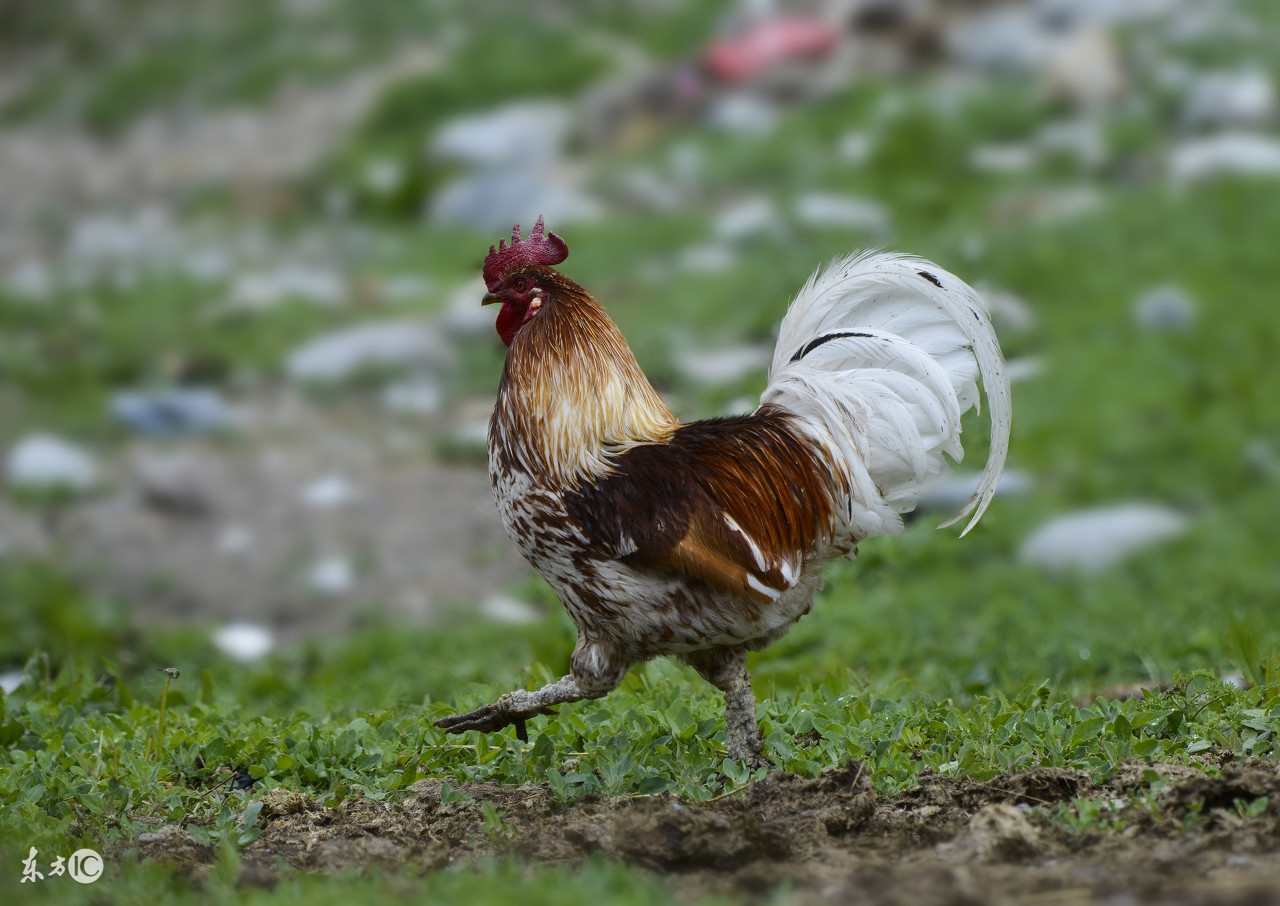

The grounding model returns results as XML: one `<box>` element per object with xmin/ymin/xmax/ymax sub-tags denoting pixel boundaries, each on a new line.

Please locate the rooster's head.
<box><xmin>482</xmin><ymin>216</ymin><xmax>569</xmax><ymax>347</ymax></box>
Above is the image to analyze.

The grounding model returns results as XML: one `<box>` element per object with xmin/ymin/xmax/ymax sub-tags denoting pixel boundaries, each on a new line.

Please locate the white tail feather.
<box><xmin>762</xmin><ymin>251</ymin><xmax>1011</xmax><ymax>541</ymax></box>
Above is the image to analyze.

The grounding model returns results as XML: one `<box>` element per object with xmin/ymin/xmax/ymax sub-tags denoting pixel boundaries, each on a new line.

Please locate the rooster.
<box><xmin>435</xmin><ymin>216</ymin><xmax>1011</xmax><ymax>763</ymax></box>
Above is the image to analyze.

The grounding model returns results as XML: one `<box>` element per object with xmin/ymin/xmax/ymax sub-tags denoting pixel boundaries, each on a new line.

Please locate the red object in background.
<box><xmin>703</xmin><ymin>17</ymin><xmax>842</xmax><ymax>84</ymax></box>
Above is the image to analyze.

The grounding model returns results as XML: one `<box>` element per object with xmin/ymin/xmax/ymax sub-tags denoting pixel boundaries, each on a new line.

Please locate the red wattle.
<box><xmin>495</xmin><ymin>302</ymin><xmax>523</xmax><ymax>347</ymax></box>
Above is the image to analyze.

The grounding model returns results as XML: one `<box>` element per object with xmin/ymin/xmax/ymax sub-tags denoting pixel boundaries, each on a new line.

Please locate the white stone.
<box><xmin>4</xmin><ymin>259</ymin><xmax>54</xmax><ymax>299</ymax></box>
<box><xmin>1134</xmin><ymin>285</ymin><xmax>1196</xmax><ymax>331</ymax></box>
<box><xmin>439</xmin><ymin>278</ymin><xmax>495</xmax><ymax>337</ymax></box>
<box><xmin>230</xmin><ymin>264</ymin><xmax>347</xmax><ymax>310</ymax></box>
<box><xmin>970</xmin><ymin>143</ymin><xmax>1038</xmax><ymax>174</ymax></box>
<box><xmin>216</xmin><ymin>526</ymin><xmax>255</xmax><ymax>557</ymax></box>
<box><xmin>213</xmin><ymin>623</ymin><xmax>274</xmax><ymax>663</ymax></box>
<box><xmin>0</xmin><ymin>671</ymin><xmax>23</xmax><ymax>694</ymax></box>
<box><xmin>1004</xmin><ymin>357</ymin><xmax>1045</xmax><ymax>383</ymax></box>
<box><xmin>300</xmin><ymin>474</ymin><xmax>358</xmax><ymax>510</ymax></box>
<box><xmin>428</xmin><ymin>169</ymin><xmax>604</xmax><ymax>233</ymax></box>
<box><xmin>284</xmin><ymin>320</ymin><xmax>450</xmax><ymax>384</ymax></box>
<box><xmin>1182</xmin><ymin>69</ymin><xmax>1275</xmax><ymax>130</ymax></box>
<box><xmin>381</xmin><ymin>378</ymin><xmax>444</xmax><ymax>416</ymax></box>
<box><xmin>976</xmin><ymin>284</ymin><xmax>1036</xmax><ymax>333</ymax></box>
<box><xmin>672</xmin><ymin>344</ymin><xmax>772</xmax><ymax>387</ymax></box>
<box><xmin>430</xmin><ymin>101</ymin><xmax>573</xmax><ymax>168</ymax></box>
<box><xmin>714</xmin><ymin>197</ymin><xmax>781</xmax><ymax>243</ymax></box>
<box><xmin>1036</xmin><ymin>119</ymin><xmax>1109</xmax><ymax>169</ymax></box>
<box><xmin>705</xmin><ymin>93</ymin><xmax>778</xmax><ymax>136</ymax></box>
<box><xmin>917</xmin><ymin>469</ymin><xmax>1033</xmax><ymax>513</ymax></box>
<box><xmin>1170</xmin><ymin>133</ymin><xmax>1280</xmax><ymax>183</ymax></box>
<box><xmin>794</xmin><ymin>193</ymin><xmax>889</xmax><ymax>234</ymax></box>
<box><xmin>678</xmin><ymin>244</ymin><xmax>736</xmax><ymax>274</ymax></box>
<box><xmin>305</xmin><ymin>555</ymin><xmax>355</xmax><ymax>596</ymax></box>
<box><xmin>362</xmin><ymin>157</ymin><xmax>406</xmax><ymax>195</ymax></box>
<box><xmin>836</xmin><ymin>130</ymin><xmax>875</xmax><ymax>165</ymax></box>
<box><xmin>5</xmin><ymin>435</ymin><xmax>99</xmax><ymax>492</ymax></box>
<box><xmin>1020</xmin><ymin>504</ymin><xmax>1190</xmax><ymax>573</ymax></box>
<box><xmin>379</xmin><ymin>275</ymin><xmax>433</xmax><ymax>303</ymax></box>
<box><xmin>479</xmin><ymin>594</ymin><xmax>541</xmax><ymax>624</ymax></box>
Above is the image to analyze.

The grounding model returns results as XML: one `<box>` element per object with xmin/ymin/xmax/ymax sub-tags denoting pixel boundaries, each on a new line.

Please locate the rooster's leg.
<box><xmin>683</xmin><ymin>646</ymin><xmax>769</xmax><ymax>766</ymax></box>
<box><xmin>435</xmin><ymin>640</ymin><xmax>629</xmax><ymax>739</ymax></box>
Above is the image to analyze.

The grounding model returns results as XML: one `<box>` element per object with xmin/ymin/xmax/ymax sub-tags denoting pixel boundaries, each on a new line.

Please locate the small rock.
<box><xmin>678</xmin><ymin>244</ymin><xmax>736</xmax><ymax>274</ymax></box>
<box><xmin>948</xmin><ymin>8</ymin><xmax>1048</xmax><ymax>74</ymax></box>
<box><xmin>672</xmin><ymin>344</ymin><xmax>771</xmax><ymax>387</ymax></box>
<box><xmin>1036</xmin><ymin>118</ymin><xmax>1109</xmax><ymax>169</ymax></box>
<box><xmin>284</xmin><ymin>320</ymin><xmax>450</xmax><ymax>384</ymax></box>
<box><xmin>111</xmin><ymin>388</ymin><xmax>236</xmax><ymax>437</ymax></box>
<box><xmin>970</xmin><ymin>143</ymin><xmax>1038</xmax><ymax>174</ymax></box>
<box><xmin>428</xmin><ymin>170</ymin><xmax>603</xmax><ymax>233</ymax></box>
<box><xmin>306</xmin><ymin>555</ymin><xmax>355</xmax><ymax>596</ymax></box>
<box><xmin>917</xmin><ymin>469</ymin><xmax>1033</xmax><ymax>513</ymax></box>
<box><xmin>4</xmin><ymin>259</ymin><xmax>54</xmax><ymax>300</ymax></box>
<box><xmin>976</xmin><ymin>284</ymin><xmax>1036</xmax><ymax>333</ymax></box>
<box><xmin>430</xmin><ymin>101</ymin><xmax>574</xmax><ymax>168</ymax></box>
<box><xmin>1223</xmin><ymin>672</ymin><xmax>1251</xmax><ymax>691</ymax></box>
<box><xmin>180</xmin><ymin>246</ymin><xmax>234</xmax><ymax>283</ymax></box>
<box><xmin>479</xmin><ymin>595</ymin><xmax>542</xmax><ymax>624</ymax></box>
<box><xmin>1170</xmin><ymin>133</ymin><xmax>1280</xmax><ymax>183</ymax></box>
<box><xmin>0</xmin><ymin>671</ymin><xmax>23</xmax><ymax>694</ymax></box>
<box><xmin>1020</xmin><ymin>503</ymin><xmax>1190</xmax><ymax>573</ymax></box>
<box><xmin>1044</xmin><ymin>27</ymin><xmax>1127</xmax><ymax>108</ymax></box>
<box><xmin>229</xmin><ymin>264</ymin><xmax>347</xmax><ymax>310</ymax></box>
<box><xmin>362</xmin><ymin>157</ymin><xmax>406</xmax><ymax>196</ymax></box>
<box><xmin>216</xmin><ymin>525</ymin><xmax>255</xmax><ymax>557</ymax></box>
<box><xmin>134</xmin><ymin>454</ymin><xmax>214</xmax><ymax>517</ymax></box>
<box><xmin>213</xmin><ymin>623</ymin><xmax>274</xmax><ymax>663</ymax></box>
<box><xmin>378</xmin><ymin>274</ymin><xmax>433</xmax><ymax>303</ymax></box>
<box><xmin>704</xmin><ymin>93</ymin><xmax>779</xmax><ymax>136</ymax></box>
<box><xmin>714</xmin><ymin>197</ymin><xmax>782</xmax><ymax>243</ymax></box>
<box><xmin>5</xmin><ymin>434</ymin><xmax>99</xmax><ymax>492</ymax></box>
<box><xmin>1182</xmin><ymin>69</ymin><xmax>1275</xmax><ymax>130</ymax></box>
<box><xmin>136</xmin><ymin>826</ymin><xmax>185</xmax><ymax>845</ymax></box>
<box><xmin>614</xmin><ymin>168</ymin><xmax>685</xmax><ymax>212</ymax></box>
<box><xmin>1004</xmin><ymin>357</ymin><xmax>1045</xmax><ymax>383</ymax></box>
<box><xmin>448</xmin><ymin>414</ymin><xmax>492</xmax><ymax>452</ymax></box>
<box><xmin>438</xmin><ymin>279</ymin><xmax>495</xmax><ymax>338</ymax></box>
<box><xmin>794</xmin><ymin>193</ymin><xmax>889</xmax><ymax>234</ymax></box>
<box><xmin>836</xmin><ymin>130</ymin><xmax>875</xmax><ymax>165</ymax></box>
<box><xmin>1133</xmin><ymin>284</ymin><xmax>1196</xmax><ymax>331</ymax></box>
<box><xmin>299</xmin><ymin>474</ymin><xmax>358</xmax><ymax>510</ymax></box>
<box><xmin>381</xmin><ymin>378</ymin><xmax>444</xmax><ymax>416</ymax></box>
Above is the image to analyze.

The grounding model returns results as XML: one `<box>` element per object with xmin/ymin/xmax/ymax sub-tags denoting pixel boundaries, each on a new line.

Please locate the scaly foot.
<box><xmin>433</xmin><ymin>695</ymin><xmax>554</xmax><ymax>741</ymax></box>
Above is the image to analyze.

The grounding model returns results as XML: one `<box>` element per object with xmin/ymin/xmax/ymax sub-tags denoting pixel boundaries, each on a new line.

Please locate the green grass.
<box><xmin>5</xmin><ymin>3</ymin><xmax>1280</xmax><ymax>901</ymax></box>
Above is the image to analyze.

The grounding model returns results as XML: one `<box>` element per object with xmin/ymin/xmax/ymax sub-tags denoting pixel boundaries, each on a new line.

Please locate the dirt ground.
<box><xmin>114</xmin><ymin>759</ymin><xmax>1280</xmax><ymax>905</ymax></box>
<box><xmin>0</xmin><ymin>392</ymin><xmax>532</xmax><ymax>637</ymax></box>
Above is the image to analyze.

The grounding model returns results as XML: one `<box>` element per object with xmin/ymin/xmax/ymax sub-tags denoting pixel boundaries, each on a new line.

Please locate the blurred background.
<box><xmin>1</xmin><ymin>0</ymin><xmax>1278</xmax><ymax>704</ymax></box>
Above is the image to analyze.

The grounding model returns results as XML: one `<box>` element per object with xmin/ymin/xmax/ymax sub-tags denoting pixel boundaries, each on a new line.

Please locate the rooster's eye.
<box><xmin>514</xmin><ymin>278</ymin><xmax>528</xmax><ymax>292</ymax></box>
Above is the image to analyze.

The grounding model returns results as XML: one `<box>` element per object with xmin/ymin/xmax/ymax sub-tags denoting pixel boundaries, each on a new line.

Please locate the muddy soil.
<box><xmin>113</xmin><ymin>759</ymin><xmax>1280</xmax><ymax>905</ymax></box>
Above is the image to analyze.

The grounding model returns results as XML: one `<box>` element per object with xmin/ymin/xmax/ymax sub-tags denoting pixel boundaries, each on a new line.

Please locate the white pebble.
<box><xmin>1020</xmin><ymin>504</ymin><xmax>1190</xmax><ymax>573</ymax></box>
<box><xmin>213</xmin><ymin>623</ymin><xmax>274</xmax><ymax>663</ymax></box>
<box><xmin>5</xmin><ymin>434</ymin><xmax>99</xmax><ymax>492</ymax></box>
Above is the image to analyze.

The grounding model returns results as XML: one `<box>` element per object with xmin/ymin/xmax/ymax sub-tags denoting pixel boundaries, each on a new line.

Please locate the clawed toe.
<box><xmin>433</xmin><ymin>698</ymin><xmax>556</xmax><ymax>738</ymax></box>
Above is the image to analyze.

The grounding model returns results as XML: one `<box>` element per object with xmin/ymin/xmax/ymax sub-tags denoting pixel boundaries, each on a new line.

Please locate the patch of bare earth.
<box><xmin>112</xmin><ymin>760</ymin><xmax>1280</xmax><ymax>904</ymax></box>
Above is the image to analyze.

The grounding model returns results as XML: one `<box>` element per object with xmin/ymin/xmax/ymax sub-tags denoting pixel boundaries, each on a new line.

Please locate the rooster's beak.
<box><xmin>481</xmin><ymin>292</ymin><xmax>501</xmax><ymax>306</ymax></box>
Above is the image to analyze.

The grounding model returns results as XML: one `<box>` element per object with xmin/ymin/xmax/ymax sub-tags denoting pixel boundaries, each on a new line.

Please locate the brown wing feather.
<box><xmin>562</xmin><ymin>407</ymin><xmax>835</xmax><ymax>601</ymax></box>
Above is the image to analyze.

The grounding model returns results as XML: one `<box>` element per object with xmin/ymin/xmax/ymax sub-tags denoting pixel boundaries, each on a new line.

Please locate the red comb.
<box><xmin>482</xmin><ymin>216</ymin><xmax>569</xmax><ymax>290</ymax></box>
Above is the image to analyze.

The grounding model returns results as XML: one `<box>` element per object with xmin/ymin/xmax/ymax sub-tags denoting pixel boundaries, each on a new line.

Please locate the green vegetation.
<box><xmin>4</xmin><ymin>0</ymin><xmax>1280</xmax><ymax>902</ymax></box>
